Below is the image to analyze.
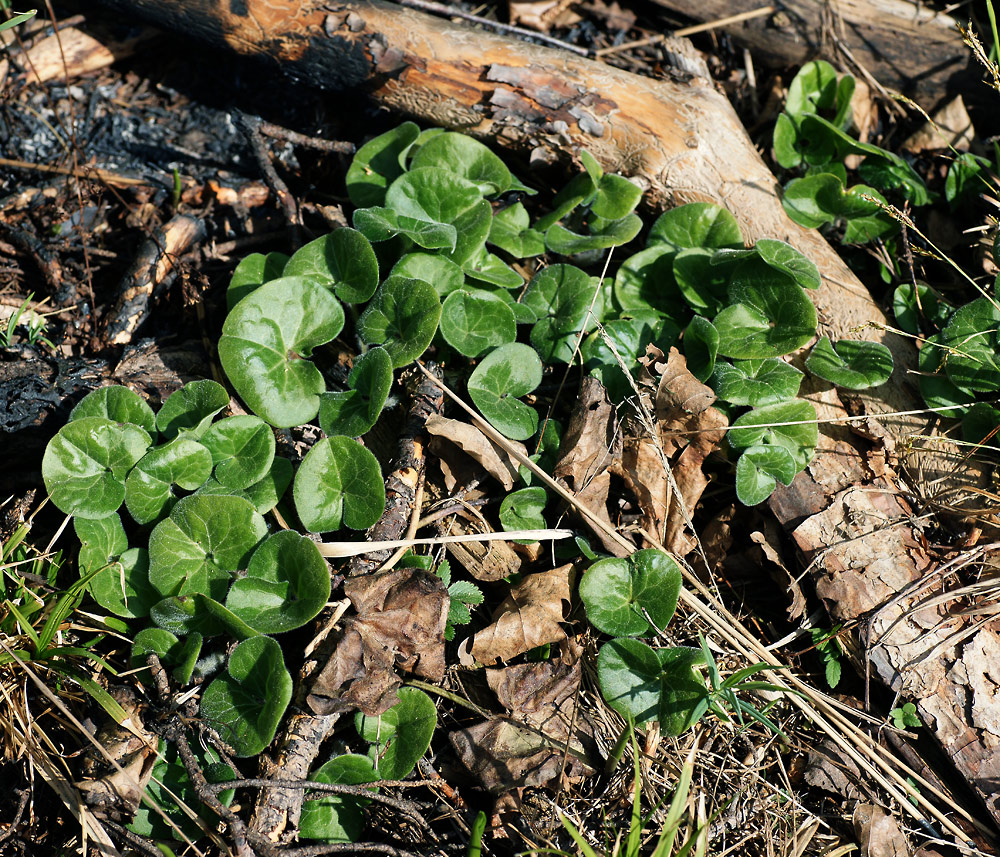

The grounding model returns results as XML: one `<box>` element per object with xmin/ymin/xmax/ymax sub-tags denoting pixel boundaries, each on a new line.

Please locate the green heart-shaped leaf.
<box><xmin>124</xmin><ymin>437</ymin><xmax>214</xmax><ymax>525</ymax></box>
<box><xmin>440</xmin><ymin>289</ymin><xmax>517</xmax><ymax>357</ymax></box>
<box><xmin>293</xmin><ymin>436</ymin><xmax>385</xmax><ymax>533</ymax></box>
<box><xmin>200</xmin><ymin>635</ymin><xmax>292</xmax><ymax>757</ymax></box>
<box><xmin>727</xmin><ymin>400</ymin><xmax>818</xmax><ymax>471</ymax></box>
<box><xmin>386</xmin><ymin>166</ymin><xmax>484</xmax><ymax>225</ymax></box>
<box><xmin>355</xmin><ymin>687</ymin><xmax>436</xmax><ymax>779</ymax></box>
<box><xmin>735</xmin><ymin>444</ymin><xmax>798</xmax><ymax>506</ymax></box>
<box><xmin>613</xmin><ymin>245</ymin><xmax>684</xmax><ymax>316</ymax></box>
<box><xmin>219</xmin><ymin>277</ymin><xmax>345</xmax><ymax>427</ymax></box>
<box><xmin>195</xmin><ymin>456</ymin><xmax>293</xmax><ymax>514</ymax></box>
<box><xmin>70</xmin><ymin>385</ymin><xmax>156</xmax><ymax>436</ymax></box>
<box><xmin>892</xmin><ymin>282</ymin><xmax>949</xmax><ymax>336</ymax></box>
<box><xmin>319</xmin><ymin>347</ymin><xmax>394</xmax><ymax>437</ymax></box>
<box><xmin>358</xmin><ymin>276</ymin><xmax>441</xmax><ymax>368</ymax></box>
<box><xmin>226</xmin><ymin>530</ymin><xmax>331</xmax><ymax>634</ymax></box>
<box><xmin>410</xmin><ymin>132</ymin><xmax>512</xmax><ymax>195</ymax></box>
<box><xmin>658</xmin><ymin>647</ymin><xmax>709</xmax><ymax>736</ymax></box>
<box><xmin>544</xmin><ymin>213</ymin><xmax>641</xmax><ymax>255</ymax></box>
<box><xmin>579</xmin><ymin>549</ymin><xmax>682</xmax><ymax>637</ymax></box>
<box><xmin>499</xmin><ymin>486</ymin><xmax>547</xmax><ymax>542</ymax></box>
<box><xmin>201</xmin><ymin>416</ymin><xmax>276</xmax><ymax>490</ymax></box>
<box><xmin>76</xmin><ymin>514</ymin><xmax>157</xmax><ymax>618</ymax></box>
<box><xmin>283</xmin><ymin>229</ymin><xmax>379</xmax><ymax>304</ymax></box>
<box><xmin>148</xmin><ymin>494</ymin><xmax>267</xmax><ymax>600</ymax></box>
<box><xmin>227</xmin><ymin>251</ymin><xmax>289</xmax><ymax>309</ymax></box>
<box><xmin>299</xmin><ymin>755</ymin><xmax>379</xmax><ymax>843</ymax></box>
<box><xmin>488</xmin><ymin>202</ymin><xmax>546</xmax><ymax>258</ymax></box>
<box><xmin>467</xmin><ymin>343</ymin><xmax>542</xmax><ymax>440</ymax></box>
<box><xmin>805</xmin><ymin>337</ymin><xmax>894</xmax><ymax>389</ymax></box>
<box><xmin>592</xmin><ymin>174</ymin><xmax>642</xmax><ymax>220</ymax></box>
<box><xmin>353</xmin><ymin>206</ymin><xmax>457</xmax><ymax>251</ymax></box>
<box><xmin>43</xmin><ymin>417</ymin><xmax>151</xmax><ymax>519</ymax></box>
<box><xmin>390</xmin><ymin>252</ymin><xmax>465</xmax><ymax>297</ymax></box>
<box><xmin>156</xmin><ymin>379</ymin><xmax>230</xmax><ymax>441</ymax></box>
<box><xmin>647</xmin><ymin>202</ymin><xmax>742</xmax><ymax>251</ymax></box>
<box><xmin>939</xmin><ymin>297</ymin><xmax>1000</xmax><ymax>393</ymax></box>
<box><xmin>674</xmin><ymin>248</ymin><xmax>731</xmax><ymax>316</ymax></box>
<box><xmin>346</xmin><ymin>121</ymin><xmax>420</xmax><ymax>207</ymax></box>
<box><xmin>785</xmin><ymin>60</ymin><xmax>838</xmax><ymax>119</ymax></box>
<box><xmin>596</xmin><ymin>637</ymin><xmax>663</xmax><ymax>724</ymax></box>
<box><xmin>917</xmin><ymin>334</ymin><xmax>972</xmax><ymax>418</ymax></box>
<box><xmin>710</xmin><ymin>358</ymin><xmax>803</xmax><ymax>407</ymax></box>
<box><xmin>684</xmin><ymin>316</ymin><xmax>719</xmax><ymax>383</ymax></box>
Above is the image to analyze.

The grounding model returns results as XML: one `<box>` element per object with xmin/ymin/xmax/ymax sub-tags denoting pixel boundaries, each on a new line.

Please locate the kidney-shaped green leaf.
<box><xmin>201</xmin><ymin>415</ymin><xmax>275</xmax><ymax>490</ymax></box>
<box><xmin>358</xmin><ymin>276</ymin><xmax>441</xmax><ymax>369</ymax></box>
<box><xmin>710</xmin><ymin>358</ymin><xmax>802</xmax><ymax>407</ymax></box>
<box><xmin>43</xmin><ymin>417</ymin><xmax>151</xmax><ymax>519</ymax></box>
<box><xmin>147</xmin><ymin>494</ymin><xmax>267</xmax><ymax>601</ymax></box>
<box><xmin>410</xmin><ymin>132</ymin><xmax>511</xmax><ymax>195</ymax></box>
<box><xmin>70</xmin><ymin>385</ymin><xmax>156</xmax><ymax>437</ymax></box>
<box><xmin>390</xmin><ymin>252</ymin><xmax>465</xmax><ymax>297</ymax></box>
<box><xmin>386</xmin><ymin>166</ymin><xmax>483</xmax><ymax>226</ymax></box>
<box><xmin>346</xmin><ymin>121</ymin><xmax>420</xmax><ymax>207</ymax></box>
<box><xmin>727</xmin><ymin>400</ymin><xmax>818</xmax><ymax>472</ymax></box>
<box><xmin>226</xmin><ymin>530</ymin><xmax>331</xmax><ymax>634</ymax></box>
<box><xmin>353</xmin><ymin>205</ymin><xmax>457</xmax><ymax>251</ymax></box>
<box><xmin>440</xmin><ymin>289</ymin><xmax>517</xmax><ymax>357</ymax></box>
<box><xmin>76</xmin><ymin>514</ymin><xmax>157</xmax><ymax>618</ymax></box>
<box><xmin>355</xmin><ymin>687</ymin><xmax>436</xmax><ymax>779</ymax></box>
<box><xmin>299</xmin><ymin>754</ymin><xmax>379</xmax><ymax>843</ymax></box>
<box><xmin>596</xmin><ymin>637</ymin><xmax>663</xmax><ymax>725</ymax></box>
<box><xmin>283</xmin><ymin>229</ymin><xmax>379</xmax><ymax>304</ymax></box>
<box><xmin>320</xmin><ymin>347</ymin><xmax>394</xmax><ymax>438</ymax></box>
<box><xmin>227</xmin><ymin>251</ymin><xmax>289</xmax><ymax>309</ymax></box>
<box><xmin>735</xmin><ymin>444</ymin><xmax>798</xmax><ymax>506</ymax></box>
<box><xmin>467</xmin><ymin>343</ymin><xmax>542</xmax><ymax>441</ymax></box>
<box><xmin>200</xmin><ymin>635</ymin><xmax>292</xmax><ymax>757</ymax></box>
<box><xmin>293</xmin><ymin>436</ymin><xmax>386</xmax><ymax>533</ymax></box>
<box><xmin>195</xmin><ymin>456</ymin><xmax>293</xmax><ymax>514</ymax></box>
<box><xmin>658</xmin><ymin>647</ymin><xmax>709</xmax><ymax>736</ymax></box>
<box><xmin>156</xmin><ymin>379</ymin><xmax>230</xmax><ymax>441</ymax></box>
<box><xmin>219</xmin><ymin>277</ymin><xmax>345</xmax><ymax>427</ymax></box>
<box><xmin>939</xmin><ymin>297</ymin><xmax>1000</xmax><ymax>394</ymax></box>
<box><xmin>805</xmin><ymin>337</ymin><xmax>894</xmax><ymax>390</ymax></box>
<box><xmin>579</xmin><ymin>549</ymin><xmax>682</xmax><ymax>637</ymax></box>
<box><xmin>647</xmin><ymin>202</ymin><xmax>742</xmax><ymax>251</ymax></box>
<box><xmin>124</xmin><ymin>437</ymin><xmax>214</xmax><ymax>525</ymax></box>
<box><xmin>488</xmin><ymin>201</ymin><xmax>546</xmax><ymax>259</ymax></box>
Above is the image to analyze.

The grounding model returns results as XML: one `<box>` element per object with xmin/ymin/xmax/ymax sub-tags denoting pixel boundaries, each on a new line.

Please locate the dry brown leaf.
<box><xmin>465</xmin><ymin>564</ymin><xmax>573</xmax><ymax>665</ymax></box>
<box><xmin>903</xmin><ymin>94</ymin><xmax>974</xmax><ymax>153</ymax></box>
<box><xmin>751</xmin><ymin>523</ymin><xmax>808</xmax><ymax>621</ymax></box>
<box><xmin>853</xmin><ymin>803</ymin><xmax>911</xmax><ymax>857</ymax></box>
<box><xmin>426</xmin><ymin>414</ymin><xmax>523</xmax><ymax>490</ymax></box>
<box><xmin>552</xmin><ymin>376</ymin><xmax>626</xmax><ymax>556</ymax></box>
<box><xmin>307</xmin><ymin>567</ymin><xmax>448</xmax><ymax>716</ymax></box>
<box><xmin>508</xmin><ymin>0</ymin><xmax>580</xmax><ymax>32</ymax></box>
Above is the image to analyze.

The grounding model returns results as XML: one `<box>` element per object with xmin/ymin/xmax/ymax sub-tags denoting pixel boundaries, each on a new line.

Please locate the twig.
<box><xmin>0</xmin><ymin>156</ymin><xmax>155</xmax><ymax>186</ymax></box>
<box><xmin>282</xmin><ymin>843</ymin><xmax>423</xmax><ymax>857</ymax></box>
<box><xmin>234</xmin><ymin>110</ymin><xmax>301</xmax><ymax>249</ymax></box>
<box><xmin>100</xmin><ymin>819</ymin><xmax>168</xmax><ymax>857</ymax></box>
<box><xmin>0</xmin><ymin>789</ymin><xmax>29</xmax><ymax>847</ymax></box>
<box><xmin>257</xmin><ymin>120</ymin><xmax>355</xmax><ymax>155</ymax></box>
<box><xmin>393</xmin><ymin>0</ymin><xmax>590</xmax><ymax>56</ymax></box>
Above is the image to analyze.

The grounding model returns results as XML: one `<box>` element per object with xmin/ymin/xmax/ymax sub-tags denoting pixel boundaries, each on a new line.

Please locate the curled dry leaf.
<box><xmin>615</xmin><ymin>348</ymin><xmax>728</xmax><ymax>555</ymax></box>
<box><xmin>426</xmin><ymin>414</ymin><xmax>524</xmax><ymax>491</ymax></box>
<box><xmin>449</xmin><ymin>640</ymin><xmax>595</xmax><ymax>804</ymax></box>
<box><xmin>307</xmin><ymin>567</ymin><xmax>448</xmax><ymax>716</ymax></box>
<box><xmin>853</xmin><ymin>803</ymin><xmax>910</xmax><ymax>857</ymax></box>
<box><xmin>552</xmin><ymin>376</ymin><xmax>626</xmax><ymax>556</ymax></box>
<box><xmin>464</xmin><ymin>564</ymin><xmax>573</xmax><ymax>665</ymax></box>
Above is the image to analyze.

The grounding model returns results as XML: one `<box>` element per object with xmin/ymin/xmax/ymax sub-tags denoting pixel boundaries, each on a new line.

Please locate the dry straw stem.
<box><xmin>414</xmin><ymin>362</ymin><xmax>993</xmax><ymax>852</ymax></box>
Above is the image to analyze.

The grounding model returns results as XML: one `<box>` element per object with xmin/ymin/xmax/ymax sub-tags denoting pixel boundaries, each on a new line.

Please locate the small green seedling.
<box><xmin>890</xmin><ymin>702</ymin><xmax>921</xmax><ymax>730</ymax></box>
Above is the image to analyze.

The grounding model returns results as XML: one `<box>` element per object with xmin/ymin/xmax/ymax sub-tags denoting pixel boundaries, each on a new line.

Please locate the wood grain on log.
<box><xmin>648</xmin><ymin>0</ymin><xmax>971</xmax><ymax>110</ymax></box>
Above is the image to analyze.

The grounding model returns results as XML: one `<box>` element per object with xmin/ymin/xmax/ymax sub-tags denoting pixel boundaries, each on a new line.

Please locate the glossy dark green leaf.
<box><xmin>805</xmin><ymin>337</ymin><xmax>894</xmax><ymax>389</ymax></box>
<box><xmin>613</xmin><ymin>245</ymin><xmax>684</xmax><ymax>316</ymax></box>
<box><xmin>226</xmin><ymin>530</ymin><xmax>331</xmax><ymax>634</ymax></box>
<box><xmin>293</xmin><ymin>436</ymin><xmax>385</xmax><ymax>533</ymax></box>
<box><xmin>200</xmin><ymin>635</ymin><xmax>292</xmax><ymax>757</ymax></box>
<box><xmin>156</xmin><ymin>379</ymin><xmax>230</xmax><ymax>441</ymax></box>
<box><xmin>499</xmin><ymin>486</ymin><xmax>547</xmax><ymax>541</ymax></box>
<box><xmin>76</xmin><ymin>515</ymin><xmax>157</xmax><ymax>618</ymax></box>
<box><xmin>592</xmin><ymin>174</ymin><xmax>642</xmax><ymax>220</ymax></box>
<box><xmin>580</xmin><ymin>549</ymin><xmax>683</xmax><ymax>637</ymax></box>
<box><xmin>42</xmin><ymin>418</ymin><xmax>151</xmax><ymax>519</ymax></box>
<box><xmin>219</xmin><ymin>277</ymin><xmax>345</xmax><ymax>427</ymax></box>
<box><xmin>488</xmin><ymin>202</ymin><xmax>546</xmax><ymax>258</ymax></box>
<box><xmin>299</xmin><ymin>755</ymin><xmax>379</xmax><ymax>843</ymax></box>
<box><xmin>195</xmin><ymin>456</ymin><xmax>293</xmax><ymax>514</ymax></box>
<box><xmin>710</xmin><ymin>358</ymin><xmax>802</xmax><ymax>407</ymax></box>
<box><xmin>658</xmin><ymin>647</ymin><xmax>709</xmax><ymax>736</ymax></box>
<box><xmin>346</xmin><ymin>121</ymin><xmax>420</xmax><ymax>207</ymax></box>
<box><xmin>410</xmin><ymin>132</ymin><xmax>511</xmax><ymax>195</ymax></box>
<box><xmin>467</xmin><ymin>343</ymin><xmax>542</xmax><ymax>440</ymax></box>
<box><xmin>446</xmin><ymin>199</ymin><xmax>493</xmax><ymax>267</ymax></box>
<box><xmin>596</xmin><ymin>638</ymin><xmax>663</xmax><ymax>724</ymax></box>
<box><xmin>283</xmin><ymin>229</ymin><xmax>379</xmax><ymax>304</ymax></box>
<box><xmin>735</xmin><ymin>444</ymin><xmax>798</xmax><ymax>505</ymax></box>
<box><xmin>201</xmin><ymin>415</ymin><xmax>275</xmax><ymax>490</ymax></box>
<box><xmin>353</xmin><ymin>205</ymin><xmax>457</xmax><ymax>251</ymax></box>
<box><xmin>939</xmin><ymin>297</ymin><xmax>1000</xmax><ymax>393</ymax></box>
<box><xmin>727</xmin><ymin>400</ymin><xmax>818</xmax><ymax>471</ymax></box>
<box><xmin>463</xmin><ymin>245</ymin><xmax>524</xmax><ymax>289</ymax></box>
<box><xmin>227</xmin><ymin>251</ymin><xmax>289</xmax><ymax>309</ymax></box>
<box><xmin>440</xmin><ymin>289</ymin><xmax>517</xmax><ymax>357</ymax></box>
<box><xmin>355</xmin><ymin>687</ymin><xmax>436</xmax><ymax>779</ymax></box>
<box><xmin>647</xmin><ymin>202</ymin><xmax>742</xmax><ymax>251</ymax></box>
<box><xmin>319</xmin><ymin>346</ymin><xmax>394</xmax><ymax>437</ymax></box>
<box><xmin>390</xmin><ymin>252</ymin><xmax>466</xmax><ymax>297</ymax></box>
<box><xmin>962</xmin><ymin>402</ymin><xmax>1000</xmax><ymax>446</ymax></box>
<box><xmin>124</xmin><ymin>437</ymin><xmax>214</xmax><ymax>525</ymax></box>
<box><xmin>386</xmin><ymin>166</ymin><xmax>483</xmax><ymax>226</ymax></box>
<box><xmin>892</xmin><ymin>282</ymin><xmax>949</xmax><ymax>335</ymax></box>
<box><xmin>147</xmin><ymin>494</ymin><xmax>267</xmax><ymax>600</ymax></box>
<box><xmin>357</xmin><ymin>276</ymin><xmax>441</xmax><ymax>368</ymax></box>
<box><xmin>130</xmin><ymin>627</ymin><xmax>202</xmax><ymax>686</ymax></box>
<box><xmin>784</xmin><ymin>60</ymin><xmax>839</xmax><ymax>118</ymax></box>
<box><xmin>917</xmin><ymin>334</ymin><xmax>973</xmax><ymax>418</ymax></box>
<box><xmin>674</xmin><ymin>248</ymin><xmax>730</xmax><ymax>316</ymax></box>
<box><xmin>545</xmin><ymin>214</ymin><xmax>641</xmax><ymax>255</ymax></box>
<box><xmin>70</xmin><ymin>385</ymin><xmax>156</xmax><ymax>436</ymax></box>
<box><xmin>946</xmin><ymin>152</ymin><xmax>990</xmax><ymax>206</ymax></box>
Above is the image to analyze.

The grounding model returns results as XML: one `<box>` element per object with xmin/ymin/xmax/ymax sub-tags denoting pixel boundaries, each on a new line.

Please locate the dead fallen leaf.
<box><xmin>616</xmin><ymin>348</ymin><xmax>727</xmax><ymax>555</ymax></box>
<box><xmin>465</xmin><ymin>564</ymin><xmax>573</xmax><ymax>665</ymax></box>
<box><xmin>751</xmin><ymin>522</ymin><xmax>808</xmax><ymax>621</ymax></box>
<box><xmin>508</xmin><ymin>0</ymin><xmax>581</xmax><ymax>32</ymax></box>
<box><xmin>307</xmin><ymin>567</ymin><xmax>448</xmax><ymax>716</ymax></box>
<box><xmin>853</xmin><ymin>803</ymin><xmax>911</xmax><ymax>857</ymax></box>
<box><xmin>426</xmin><ymin>414</ymin><xmax>524</xmax><ymax>491</ymax></box>
<box><xmin>802</xmin><ymin>738</ymin><xmax>864</xmax><ymax>801</ymax></box>
<box><xmin>903</xmin><ymin>94</ymin><xmax>975</xmax><ymax>153</ymax></box>
<box><xmin>552</xmin><ymin>376</ymin><xmax>626</xmax><ymax>556</ymax></box>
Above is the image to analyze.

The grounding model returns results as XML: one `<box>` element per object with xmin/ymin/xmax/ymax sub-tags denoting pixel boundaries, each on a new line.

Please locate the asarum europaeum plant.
<box><xmin>41</xmin><ymin>122</ymin><xmax>901</xmax><ymax>841</ymax></box>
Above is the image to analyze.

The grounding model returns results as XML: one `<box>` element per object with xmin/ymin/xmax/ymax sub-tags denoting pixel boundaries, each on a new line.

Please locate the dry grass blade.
<box><xmin>316</xmin><ymin>528</ymin><xmax>573</xmax><ymax>557</ymax></box>
<box><xmin>414</xmin><ymin>362</ymin><xmax>993</xmax><ymax>852</ymax></box>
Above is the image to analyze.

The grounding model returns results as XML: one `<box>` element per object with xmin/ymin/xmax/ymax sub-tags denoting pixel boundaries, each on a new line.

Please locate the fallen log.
<box><xmin>87</xmin><ymin>0</ymin><xmax>1000</xmax><ymax>835</ymax></box>
<box><xmin>647</xmin><ymin>0</ymin><xmax>972</xmax><ymax>110</ymax></box>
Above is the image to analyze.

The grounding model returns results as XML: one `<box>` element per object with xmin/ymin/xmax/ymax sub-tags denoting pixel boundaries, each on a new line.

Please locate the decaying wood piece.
<box><xmin>648</xmin><ymin>0</ymin><xmax>970</xmax><ymax>110</ymax></box>
<box><xmin>0</xmin><ymin>24</ymin><xmax>150</xmax><ymax>85</ymax></box>
<box><xmin>87</xmin><ymin>0</ymin><xmax>1000</xmax><ymax>832</ymax></box>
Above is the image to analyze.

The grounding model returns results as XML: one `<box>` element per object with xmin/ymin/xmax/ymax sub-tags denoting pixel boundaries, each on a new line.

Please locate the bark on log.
<box><xmin>648</xmin><ymin>0</ymin><xmax>972</xmax><ymax>110</ymax></box>
<box><xmin>87</xmin><ymin>0</ymin><xmax>1000</xmax><ymax>833</ymax></box>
